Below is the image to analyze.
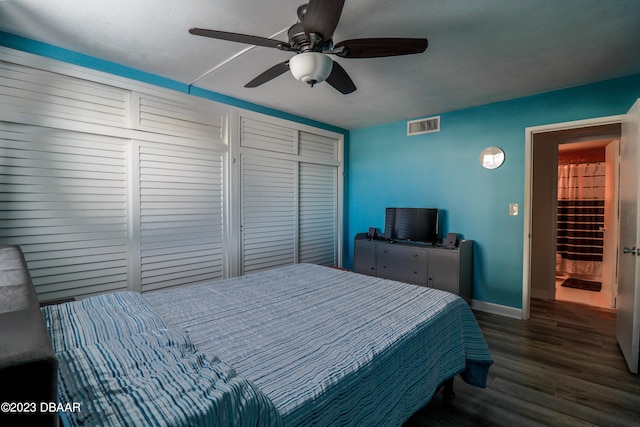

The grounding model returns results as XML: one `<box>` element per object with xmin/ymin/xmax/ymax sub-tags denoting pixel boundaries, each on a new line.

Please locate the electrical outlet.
<box><xmin>509</xmin><ymin>203</ymin><xmax>519</xmax><ymax>216</ymax></box>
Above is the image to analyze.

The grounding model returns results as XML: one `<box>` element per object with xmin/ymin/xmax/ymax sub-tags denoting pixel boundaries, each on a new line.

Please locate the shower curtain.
<box><xmin>556</xmin><ymin>162</ymin><xmax>605</xmax><ymax>278</ymax></box>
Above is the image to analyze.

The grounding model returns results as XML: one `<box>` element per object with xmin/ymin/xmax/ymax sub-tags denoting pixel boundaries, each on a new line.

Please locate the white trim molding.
<box><xmin>471</xmin><ymin>299</ymin><xmax>523</xmax><ymax>320</ymax></box>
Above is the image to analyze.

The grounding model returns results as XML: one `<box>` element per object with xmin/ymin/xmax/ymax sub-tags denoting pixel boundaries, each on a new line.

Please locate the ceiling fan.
<box><xmin>189</xmin><ymin>0</ymin><xmax>428</xmax><ymax>94</ymax></box>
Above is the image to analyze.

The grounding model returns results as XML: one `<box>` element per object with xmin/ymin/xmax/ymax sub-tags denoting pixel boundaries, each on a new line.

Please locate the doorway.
<box><xmin>555</xmin><ymin>138</ymin><xmax>619</xmax><ymax>309</ymax></box>
<box><xmin>523</xmin><ymin>117</ymin><xmax>624</xmax><ymax>320</ymax></box>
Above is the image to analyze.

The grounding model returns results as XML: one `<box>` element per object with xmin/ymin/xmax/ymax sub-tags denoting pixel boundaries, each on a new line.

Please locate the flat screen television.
<box><xmin>383</xmin><ymin>207</ymin><xmax>439</xmax><ymax>244</ymax></box>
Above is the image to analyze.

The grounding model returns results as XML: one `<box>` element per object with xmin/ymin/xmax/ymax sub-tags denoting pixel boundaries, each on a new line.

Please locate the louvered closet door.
<box><xmin>0</xmin><ymin>60</ymin><xmax>130</xmax><ymax>128</ymax></box>
<box><xmin>299</xmin><ymin>162</ymin><xmax>337</xmax><ymax>265</ymax></box>
<box><xmin>0</xmin><ymin>123</ymin><xmax>129</xmax><ymax>301</ymax></box>
<box><xmin>240</xmin><ymin>155</ymin><xmax>296</xmax><ymax>274</ymax></box>
<box><xmin>137</xmin><ymin>141</ymin><xmax>225</xmax><ymax>292</ymax></box>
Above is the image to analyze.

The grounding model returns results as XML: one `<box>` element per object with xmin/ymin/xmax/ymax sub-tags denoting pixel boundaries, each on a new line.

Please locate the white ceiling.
<box><xmin>2</xmin><ymin>0</ymin><xmax>640</xmax><ymax>130</ymax></box>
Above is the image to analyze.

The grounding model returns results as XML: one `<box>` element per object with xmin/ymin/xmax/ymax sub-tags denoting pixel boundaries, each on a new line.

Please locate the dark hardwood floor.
<box><xmin>405</xmin><ymin>298</ymin><xmax>640</xmax><ymax>427</ymax></box>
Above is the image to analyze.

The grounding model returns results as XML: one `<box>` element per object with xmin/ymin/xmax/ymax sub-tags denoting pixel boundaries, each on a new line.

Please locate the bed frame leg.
<box><xmin>442</xmin><ymin>377</ymin><xmax>455</xmax><ymax>399</ymax></box>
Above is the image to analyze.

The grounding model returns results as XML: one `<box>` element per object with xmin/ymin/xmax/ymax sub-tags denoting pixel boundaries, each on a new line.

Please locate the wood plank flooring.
<box><xmin>404</xmin><ymin>298</ymin><xmax>640</xmax><ymax>427</ymax></box>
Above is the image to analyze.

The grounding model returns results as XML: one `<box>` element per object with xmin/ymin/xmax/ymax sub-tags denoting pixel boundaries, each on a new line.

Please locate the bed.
<box><xmin>1</xmin><ymin>245</ymin><xmax>493</xmax><ymax>426</ymax></box>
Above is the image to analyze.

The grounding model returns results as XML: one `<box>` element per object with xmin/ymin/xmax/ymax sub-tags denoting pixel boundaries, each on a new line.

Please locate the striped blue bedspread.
<box><xmin>145</xmin><ymin>263</ymin><xmax>493</xmax><ymax>427</ymax></box>
<box><xmin>41</xmin><ymin>292</ymin><xmax>282</xmax><ymax>427</ymax></box>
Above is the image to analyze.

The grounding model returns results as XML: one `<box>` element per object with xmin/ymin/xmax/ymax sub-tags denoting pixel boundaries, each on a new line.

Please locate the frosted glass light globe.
<box><xmin>289</xmin><ymin>52</ymin><xmax>333</xmax><ymax>86</ymax></box>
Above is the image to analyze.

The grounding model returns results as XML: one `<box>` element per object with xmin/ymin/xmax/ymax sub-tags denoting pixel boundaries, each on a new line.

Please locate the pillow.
<box><xmin>41</xmin><ymin>291</ymin><xmax>166</xmax><ymax>352</ymax></box>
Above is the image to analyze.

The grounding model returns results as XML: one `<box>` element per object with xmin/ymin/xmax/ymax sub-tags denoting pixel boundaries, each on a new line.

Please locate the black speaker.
<box><xmin>444</xmin><ymin>232</ymin><xmax>458</xmax><ymax>248</ymax></box>
<box><xmin>367</xmin><ymin>227</ymin><xmax>377</xmax><ymax>240</ymax></box>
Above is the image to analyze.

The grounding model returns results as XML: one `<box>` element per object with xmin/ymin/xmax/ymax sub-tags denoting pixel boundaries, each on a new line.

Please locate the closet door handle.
<box><xmin>623</xmin><ymin>247</ymin><xmax>637</xmax><ymax>256</ymax></box>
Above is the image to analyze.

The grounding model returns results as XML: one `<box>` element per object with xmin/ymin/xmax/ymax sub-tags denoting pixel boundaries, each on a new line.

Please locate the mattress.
<box><xmin>144</xmin><ymin>263</ymin><xmax>493</xmax><ymax>426</ymax></box>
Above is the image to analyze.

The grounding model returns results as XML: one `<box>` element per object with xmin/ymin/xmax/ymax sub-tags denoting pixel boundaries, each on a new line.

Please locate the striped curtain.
<box><xmin>556</xmin><ymin>162</ymin><xmax>605</xmax><ymax>277</ymax></box>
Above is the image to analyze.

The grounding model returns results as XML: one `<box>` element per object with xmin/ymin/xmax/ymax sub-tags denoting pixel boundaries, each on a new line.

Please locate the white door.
<box><xmin>240</xmin><ymin>154</ymin><xmax>297</xmax><ymax>274</ymax></box>
<box><xmin>617</xmin><ymin>99</ymin><xmax>640</xmax><ymax>374</ymax></box>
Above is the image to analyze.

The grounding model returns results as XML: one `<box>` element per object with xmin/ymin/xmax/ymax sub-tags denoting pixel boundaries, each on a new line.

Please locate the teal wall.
<box><xmin>347</xmin><ymin>74</ymin><xmax>640</xmax><ymax>309</ymax></box>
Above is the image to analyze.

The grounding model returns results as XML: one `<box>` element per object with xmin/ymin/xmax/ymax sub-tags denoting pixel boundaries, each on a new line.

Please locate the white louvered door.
<box><xmin>135</xmin><ymin>141</ymin><xmax>226</xmax><ymax>292</ymax></box>
<box><xmin>0</xmin><ymin>60</ymin><xmax>130</xmax><ymax>128</ymax></box>
<box><xmin>298</xmin><ymin>131</ymin><xmax>339</xmax><ymax>266</ymax></box>
<box><xmin>240</xmin><ymin>154</ymin><xmax>297</xmax><ymax>274</ymax></box>
<box><xmin>299</xmin><ymin>162</ymin><xmax>337</xmax><ymax>266</ymax></box>
<box><xmin>0</xmin><ymin>123</ymin><xmax>129</xmax><ymax>301</ymax></box>
<box><xmin>239</xmin><ymin>116</ymin><xmax>341</xmax><ymax>274</ymax></box>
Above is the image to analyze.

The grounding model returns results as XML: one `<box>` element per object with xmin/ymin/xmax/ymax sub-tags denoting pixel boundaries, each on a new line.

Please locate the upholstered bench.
<box><xmin>0</xmin><ymin>245</ymin><xmax>58</xmax><ymax>426</ymax></box>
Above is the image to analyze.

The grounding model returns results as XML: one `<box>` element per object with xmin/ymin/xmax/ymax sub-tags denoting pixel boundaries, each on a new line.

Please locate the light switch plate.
<box><xmin>509</xmin><ymin>203</ymin><xmax>519</xmax><ymax>216</ymax></box>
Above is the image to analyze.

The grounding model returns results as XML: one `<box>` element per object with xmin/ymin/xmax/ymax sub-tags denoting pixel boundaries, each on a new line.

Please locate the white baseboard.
<box><xmin>471</xmin><ymin>299</ymin><xmax>523</xmax><ymax>319</ymax></box>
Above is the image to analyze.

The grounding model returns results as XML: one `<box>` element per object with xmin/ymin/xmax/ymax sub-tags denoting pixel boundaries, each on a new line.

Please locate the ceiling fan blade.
<box><xmin>189</xmin><ymin>28</ymin><xmax>289</xmax><ymax>50</ymax></box>
<box><xmin>334</xmin><ymin>38</ymin><xmax>428</xmax><ymax>58</ymax></box>
<box><xmin>244</xmin><ymin>61</ymin><xmax>290</xmax><ymax>88</ymax></box>
<box><xmin>325</xmin><ymin>61</ymin><xmax>356</xmax><ymax>95</ymax></box>
<box><xmin>303</xmin><ymin>0</ymin><xmax>345</xmax><ymax>41</ymax></box>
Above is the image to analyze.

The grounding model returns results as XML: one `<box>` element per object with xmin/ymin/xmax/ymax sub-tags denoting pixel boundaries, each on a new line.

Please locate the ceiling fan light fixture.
<box><xmin>189</xmin><ymin>0</ymin><xmax>429</xmax><ymax>94</ymax></box>
<box><xmin>289</xmin><ymin>52</ymin><xmax>333</xmax><ymax>86</ymax></box>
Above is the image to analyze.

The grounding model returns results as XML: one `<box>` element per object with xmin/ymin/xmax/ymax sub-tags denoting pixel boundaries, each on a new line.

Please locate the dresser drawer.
<box><xmin>377</xmin><ymin>244</ymin><xmax>428</xmax><ymax>262</ymax></box>
<box><xmin>377</xmin><ymin>257</ymin><xmax>427</xmax><ymax>285</ymax></box>
<box><xmin>354</xmin><ymin>240</ymin><xmax>377</xmax><ymax>276</ymax></box>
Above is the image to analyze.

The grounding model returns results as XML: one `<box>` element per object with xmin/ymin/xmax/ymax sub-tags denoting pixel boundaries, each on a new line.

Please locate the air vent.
<box><xmin>407</xmin><ymin>116</ymin><xmax>440</xmax><ymax>136</ymax></box>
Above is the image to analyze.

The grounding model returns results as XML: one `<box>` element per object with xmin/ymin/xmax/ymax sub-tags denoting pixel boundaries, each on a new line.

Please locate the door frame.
<box><xmin>523</xmin><ymin>114</ymin><xmax>624</xmax><ymax>320</ymax></box>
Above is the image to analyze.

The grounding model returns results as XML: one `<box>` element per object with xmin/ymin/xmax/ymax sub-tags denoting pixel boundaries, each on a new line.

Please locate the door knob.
<box><xmin>623</xmin><ymin>247</ymin><xmax>637</xmax><ymax>256</ymax></box>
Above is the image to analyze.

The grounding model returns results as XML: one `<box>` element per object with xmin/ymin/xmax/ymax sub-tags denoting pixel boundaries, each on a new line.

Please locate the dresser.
<box><xmin>354</xmin><ymin>233</ymin><xmax>473</xmax><ymax>302</ymax></box>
